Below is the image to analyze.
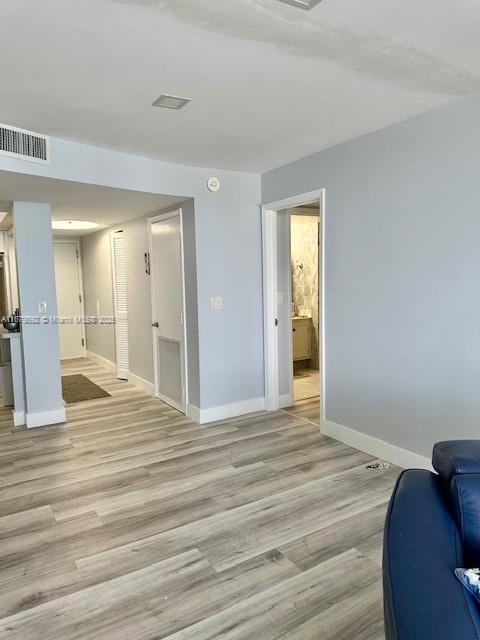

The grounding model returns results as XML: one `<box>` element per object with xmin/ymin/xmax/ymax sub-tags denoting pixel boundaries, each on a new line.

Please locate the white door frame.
<box><xmin>262</xmin><ymin>189</ymin><xmax>326</xmax><ymax>423</ymax></box>
<box><xmin>147</xmin><ymin>208</ymin><xmax>188</xmax><ymax>413</ymax></box>
<box><xmin>54</xmin><ymin>238</ymin><xmax>87</xmax><ymax>358</ymax></box>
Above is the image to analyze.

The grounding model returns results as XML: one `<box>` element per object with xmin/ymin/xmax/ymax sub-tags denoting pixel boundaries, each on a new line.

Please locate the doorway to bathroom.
<box><xmin>290</xmin><ymin>207</ymin><xmax>320</xmax><ymax>403</ymax></box>
<box><xmin>262</xmin><ymin>189</ymin><xmax>325</xmax><ymax>420</ymax></box>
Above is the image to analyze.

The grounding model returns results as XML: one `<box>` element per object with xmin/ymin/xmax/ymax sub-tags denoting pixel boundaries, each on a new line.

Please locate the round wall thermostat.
<box><xmin>206</xmin><ymin>177</ymin><xmax>221</xmax><ymax>192</ymax></box>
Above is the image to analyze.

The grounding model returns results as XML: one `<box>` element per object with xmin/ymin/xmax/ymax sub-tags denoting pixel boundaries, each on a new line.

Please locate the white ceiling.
<box><xmin>1</xmin><ymin>0</ymin><xmax>480</xmax><ymax>172</ymax></box>
<box><xmin>0</xmin><ymin>171</ymin><xmax>186</xmax><ymax>235</ymax></box>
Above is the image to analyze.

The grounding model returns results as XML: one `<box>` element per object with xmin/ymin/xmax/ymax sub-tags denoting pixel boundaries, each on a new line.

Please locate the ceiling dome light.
<box><xmin>52</xmin><ymin>220</ymin><xmax>100</xmax><ymax>230</ymax></box>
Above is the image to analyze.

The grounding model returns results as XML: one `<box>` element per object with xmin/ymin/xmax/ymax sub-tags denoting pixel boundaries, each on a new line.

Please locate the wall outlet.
<box><xmin>210</xmin><ymin>297</ymin><xmax>223</xmax><ymax>311</ymax></box>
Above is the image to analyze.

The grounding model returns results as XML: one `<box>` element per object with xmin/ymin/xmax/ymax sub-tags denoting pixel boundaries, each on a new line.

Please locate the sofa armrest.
<box><xmin>383</xmin><ymin>469</ymin><xmax>480</xmax><ymax>640</ymax></box>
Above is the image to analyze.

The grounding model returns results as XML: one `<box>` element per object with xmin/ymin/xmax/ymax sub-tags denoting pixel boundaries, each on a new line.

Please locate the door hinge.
<box><xmin>275</xmin><ymin>318</ymin><xmax>279</xmax><ymax>327</ymax></box>
<box><xmin>79</xmin><ymin>294</ymin><xmax>82</xmax><ymax>303</ymax></box>
<box><xmin>180</xmin><ymin>312</ymin><xmax>184</xmax><ymax>326</ymax></box>
<box><xmin>76</xmin><ymin>249</ymin><xmax>79</xmax><ymax>258</ymax></box>
<box><xmin>81</xmin><ymin>338</ymin><xmax>85</xmax><ymax>346</ymax></box>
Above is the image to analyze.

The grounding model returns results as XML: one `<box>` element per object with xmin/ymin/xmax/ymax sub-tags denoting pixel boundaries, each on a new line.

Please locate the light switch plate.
<box><xmin>38</xmin><ymin>301</ymin><xmax>47</xmax><ymax>314</ymax></box>
<box><xmin>277</xmin><ymin>292</ymin><xmax>284</xmax><ymax>304</ymax></box>
<box><xmin>210</xmin><ymin>297</ymin><xmax>223</xmax><ymax>311</ymax></box>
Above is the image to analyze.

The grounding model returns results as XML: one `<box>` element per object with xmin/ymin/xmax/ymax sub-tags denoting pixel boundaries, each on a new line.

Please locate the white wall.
<box><xmin>263</xmin><ymin>92</ymin><xmax>480</xmax><ymax>460</ymax></box>
<box><xmin>0</xmin><ymin>138</ymin><xmax>262</xmax><ymax>412</ymax></box>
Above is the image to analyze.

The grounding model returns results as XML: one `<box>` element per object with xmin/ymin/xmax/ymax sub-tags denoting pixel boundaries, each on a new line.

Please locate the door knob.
<box><xmin>152</xmin><ymin>322</ymin><xmax>159</xmax><ymax>328</ymax></box>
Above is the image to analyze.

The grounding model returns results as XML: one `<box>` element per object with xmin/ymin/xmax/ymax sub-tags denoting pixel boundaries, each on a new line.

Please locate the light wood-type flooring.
<box><xmin>0</xmin><ymin>358</ymin><xmax>399</xmax><ymax>639</ymax></box>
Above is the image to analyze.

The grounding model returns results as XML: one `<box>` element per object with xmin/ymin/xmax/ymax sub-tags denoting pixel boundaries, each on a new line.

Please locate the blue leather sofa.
<box><xmin>383</xmin><ymin>441</ymin><xmax>480</xmax><ymax>639</ymax></box>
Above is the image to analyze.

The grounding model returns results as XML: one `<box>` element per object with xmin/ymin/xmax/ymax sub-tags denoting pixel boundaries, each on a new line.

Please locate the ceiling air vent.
<box><xmin>152</xmin><ymin>94</ymin><xmax>191</xmax><ymax>110</ymax></box>
<box><xmin>0</xmin><ymin>123</ymin><xmax>50</xmax><ymax>164</ymax></box>
<box><xmin>278</xmin><ymin>0</ymin><xmax>323</xmax><ymax>9</ymax></box>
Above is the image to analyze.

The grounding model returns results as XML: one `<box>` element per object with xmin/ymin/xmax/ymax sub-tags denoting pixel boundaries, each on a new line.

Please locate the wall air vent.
<box><xmin>0</xmin><ymin>123</ymin><xmax>50</xmax><ymax>164</ymax></box>
<box><xmin>278</xmin><ymin>0</ymin><xmax>323</xmax><ymax>9</ymax></box>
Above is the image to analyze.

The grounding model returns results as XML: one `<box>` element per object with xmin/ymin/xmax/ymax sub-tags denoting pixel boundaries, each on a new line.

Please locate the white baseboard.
<box><xmin>128</xmin><ymin>372</ymin><xmax>154</xmax><ymax>395</ymax></box>
<box><xmin>26</xmin><ymin>407</ymin><xmax>66</xmax><ymax>429</ymax></box>
<box><xmin>187</xmin><ymin>404</ymin><xmax>201</xmax><ymax>423</ymax></box>
<box><xmin>279</xmin><ymin>393</ymin><xmax>293</xmax><ymax>409</ymax></box>
<box><xmin>321</xmin><ymin>419</ymin><xmax>433</xmax><ymax>471</ymax></box>
<box><xmin>86</xmin><ymin>350</ymin><xmax>116</xmax><ymax>374</ymax></box>
<box><xmin>13</xmin><ymin>410</ymin><xmax>25</xmax><ymax>427</ymax></box>
<box><xmin>191</xmin><ymin>397</ymin><xmax>266</xmax><ymax>425</ymax></box>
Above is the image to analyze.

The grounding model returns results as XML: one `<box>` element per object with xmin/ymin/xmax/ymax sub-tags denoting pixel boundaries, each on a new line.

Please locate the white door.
<box><xmin>111</xmin><ymin>232</ymin><xmax>129</xmax><ymax>380</ymax></box>
<box><xmin>149</xmin><ymin>212</ymin><xmax>186</xmax><ymax>412</ymax></box>
<box><xmin>54</xmin><ymin>242</ymin><xmax>85</xmax><ymax>359</ymax></box>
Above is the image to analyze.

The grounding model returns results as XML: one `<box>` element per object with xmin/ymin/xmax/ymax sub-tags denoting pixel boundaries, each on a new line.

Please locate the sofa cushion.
<box><xmin>433</xmin><ymin>441</ymin><xmax>480</xmax><ymax>486</ymax></box>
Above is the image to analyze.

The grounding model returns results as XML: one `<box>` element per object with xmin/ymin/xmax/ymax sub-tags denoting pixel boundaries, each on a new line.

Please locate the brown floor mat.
<box><xmin>61</xmin><ymin>374</ymin><xmax>111</xmax><ymax>404</ymax></box>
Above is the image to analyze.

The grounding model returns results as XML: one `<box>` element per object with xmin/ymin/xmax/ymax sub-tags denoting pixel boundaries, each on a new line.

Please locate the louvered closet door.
<box><xmin>111</xmin><ymin>233</ymin><xmax>129</xmax><ymax>380</ymax></box>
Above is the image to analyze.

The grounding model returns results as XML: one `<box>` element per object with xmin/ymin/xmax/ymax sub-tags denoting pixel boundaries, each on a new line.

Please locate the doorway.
<box><xmin>262</xmin><ymin>189</ymin><xmax>325</xmax><ymax>419</ymax></box>
<box><xmin>54</xmin><ymin>240</ymin><xmax>86</xmax><ymax>359</ymax></box>
<box><xmin>148</xmin><ymin>210</ymin><xmax>187</xmax><ymax>414</ymax></box>
<box><xmin>290</xmin><ymin>207</ymin><xmax>321</xmax><ymax>402</ymax></box>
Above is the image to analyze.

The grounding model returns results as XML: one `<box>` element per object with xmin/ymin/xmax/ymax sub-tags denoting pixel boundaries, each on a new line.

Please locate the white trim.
<box><xmin>279</xmin><ymin>393</ymin><xmax>293</xmax><ymax>408</ymax></box>
<box><xmin>128</xmin><ymin>372</ymin><xmax>154</xmax><ymax>396</ymax></box>
<box><xmin>321</xmin><ymin>419</ymin><xmax>433</xmax><ymax>471</ymax></box>
<box><xmin>86</xmin><ymin>350</ymin><xmax>116</xmax><ymax>373</ymax></box>
<box><xmin>148</xmin><ymin>208</ymin><xmax>188</xmax><ymax>414</ymax></box>
<box><xmin>262</xmin><ymin>209</ymin><xmax>279</xmax><ymax>411</ymax></box>
<box><xmin>26</xmin><ymin>407</ymin><xmax>66</xmax><ymax>429</ymax></box>
<box><xmin>193</xmin><ymin>397</ymin><xmax>266</xmax><ymax>425</ymax></box>
<box><xmin>284</xmin><ymin>213</ymin><xmax>294</xmax><ymax>409</ymax></box>
<box><xmin>13</xmin><ymin>409</ymin><xmax>25</xmax><ymax>427</ymax></box>
<box><xmin>319</xmin><ymin>189</ymin><xmax>327</xmax><ymax>423</ymax></box>
<box><xmin>186</xmin><ymin>403</ymin><xmax>201</xmax><ymax>423</ymax></box>
<box><xmin>262</xmin><ymin>189</ymin><xmax>325</xmax><ymax>416</ymax></box>
<box><xmin>54</xmin><ymin>239</ymin><xmax>87</xmax><ymax>358</ymax></box>
<box><xmin>264</xmin><ymin>189</ymin><xmax>326</xmax><ymax>212</ymax></box>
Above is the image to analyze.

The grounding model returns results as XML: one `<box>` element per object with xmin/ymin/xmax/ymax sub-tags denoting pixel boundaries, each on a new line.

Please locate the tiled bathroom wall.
<box><xmin>290</xmin><ymin>213</ymin><xmax>319</xmax><ymax>369</ymax></box>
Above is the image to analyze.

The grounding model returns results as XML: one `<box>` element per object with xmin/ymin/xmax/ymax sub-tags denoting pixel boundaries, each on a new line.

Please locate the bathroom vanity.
<box><xmin>292</xmin><ymin>316</ymin><xmax>312</xmax><ymax>361</ymax></box>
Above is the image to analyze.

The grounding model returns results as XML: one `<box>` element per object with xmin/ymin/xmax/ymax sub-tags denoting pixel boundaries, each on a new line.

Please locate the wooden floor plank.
<box><xmin>0</xmin><ymin>357</ymin><xmax>397</xmax><ymax>639</ymax></box>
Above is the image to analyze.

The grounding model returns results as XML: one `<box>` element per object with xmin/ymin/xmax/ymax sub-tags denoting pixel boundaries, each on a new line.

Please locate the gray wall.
<box><xmin>13</xmin><ymin>202</ymin><xmax>64</xmax><ymax>419</ymax></box>
<box><xmin>0</xmin><ymin>139</ymin><xmax>262</xmax><ymax>411</ymax></box>
<box><xmin>263</xmin><ymin>93</ymin><xmax>480</xmax><ymax>458</ymax></box>
<box><xmin>81</xmin><ymin>228</ymin><xmax>116</xmax><ymax>364</ymax></box>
